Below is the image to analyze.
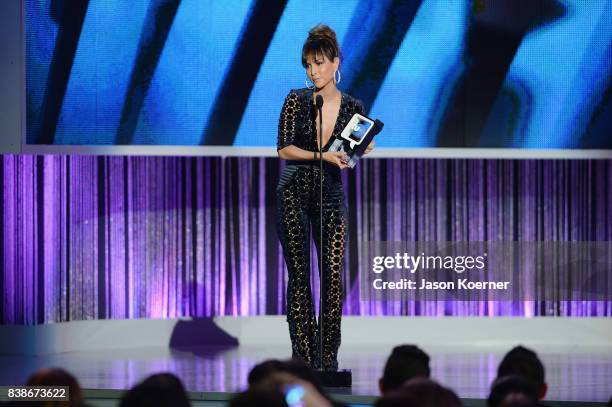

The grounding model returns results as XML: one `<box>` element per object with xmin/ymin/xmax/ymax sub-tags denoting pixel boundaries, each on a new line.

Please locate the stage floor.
<box><xmin>1</xmin><ymin>344</ymin><xmax>610</xmax><ymax>405</ymax></box>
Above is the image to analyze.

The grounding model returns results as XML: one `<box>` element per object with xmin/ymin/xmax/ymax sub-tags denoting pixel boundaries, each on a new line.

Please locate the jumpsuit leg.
<box><xmin>311</xmin><ymin>180</ymin><xmax>348</xmax><ymax>371</ymax></box>
<box><xmin>276</xmin><ymin>175</ymin><xmax>318</xmax><ymax>366</ymax></box>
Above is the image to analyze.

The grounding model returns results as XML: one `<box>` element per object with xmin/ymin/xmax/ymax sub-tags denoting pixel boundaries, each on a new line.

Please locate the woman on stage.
<box><xmin>276</xmin><ymin>24</ymin><xmax>373</xmax><ymax>371</ymax></box>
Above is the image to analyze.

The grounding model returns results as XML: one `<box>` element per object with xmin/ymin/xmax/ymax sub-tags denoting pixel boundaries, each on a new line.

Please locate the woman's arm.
<box><xmin>278</xmin><ymin>145</ymin><xmax>317</xmax><ymax>160</ymax></box>
<box><xmin>277</xmin><ymin>91</ymin><xmax>299</xmax><ymax>152</ymax></box>
<box><xmin>278</xmin><ymin>145</ymin><xmax>349</xmax><ymax>169</ymax></box>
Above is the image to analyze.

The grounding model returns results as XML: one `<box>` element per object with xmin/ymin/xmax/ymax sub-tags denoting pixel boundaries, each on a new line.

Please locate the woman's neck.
<box><xmin>314</xmin><ymin>83</ymin><xmax>340</xmax><ymax>101</ymax></box>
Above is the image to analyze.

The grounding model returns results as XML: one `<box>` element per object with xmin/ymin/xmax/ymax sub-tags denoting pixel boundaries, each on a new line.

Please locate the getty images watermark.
<box><xmin>359</xmin><ymin>241</ymin><xmax>612</xmax><ymax>301</ymax></box>
<box><xmin>371</xmin><ymin>251</ymin><xmax>509</xmax><ymax>291</ymax></box>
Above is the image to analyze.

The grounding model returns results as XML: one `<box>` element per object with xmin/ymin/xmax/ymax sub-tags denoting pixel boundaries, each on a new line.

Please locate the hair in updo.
<box><xmin>301</xmin><ymin>24</ymin><xmax>341</xmax><ymax>68</ymax></box>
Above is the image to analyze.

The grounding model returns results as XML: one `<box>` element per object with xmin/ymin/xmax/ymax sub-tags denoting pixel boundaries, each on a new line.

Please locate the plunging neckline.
<box><xmin>312</xmin><ymin>90</ymin><xmax>343</xmax><ymax>151</ymax></box>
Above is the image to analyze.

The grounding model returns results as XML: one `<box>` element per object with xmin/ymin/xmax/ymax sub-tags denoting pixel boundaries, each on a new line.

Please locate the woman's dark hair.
<box><xmin>401</xmin><ymin>378</ymin><xmax>462</xmax><ymax>407</ymax></box>
<box><xmin>119</xmin><ymin>372</ymin><xmax>190</xmax><ymax>407</ymax></box>
<box><xmin>301</xmin><ymin>24</ymin><xmax>341</xmax><ymax>68</ymax></box>
<box><xmin>488</xmin><ymin>375</ymin><xmax>538</xmax><ymax>407</ymax></box>
<box><xmin>229</xmin><ymin>388</ymin><xmax>288</xmax><ymax>407</ymax></box>
<box><xmin>26</xmin><ymin>367</ymin><xmax>84</xmax><ymax>405</ymax></box>
<box><xmin>381</xmin><ymin>344</ymin><xmax>431</xmax><ymax>392</ymax></box>
<box><xmin>497</xmin><ymin>346</ymin><xmax>545</xmax><ymax>393</ymax></box>
<box><xmin>376</xmin><ymin>378</ymin><xmax>462</xmax><ymax>407</ymax></box>
<box><xmin>246</xmin><ymin>359</ymin><xmax>332</xmax><ymax>404</ymax></box>
<box><xmin>247</xmin><ymin>359</ymin><xmax>286</xmax><ymax>387</ymax></box>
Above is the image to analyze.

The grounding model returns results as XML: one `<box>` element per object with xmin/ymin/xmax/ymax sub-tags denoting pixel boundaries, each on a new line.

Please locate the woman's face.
<box><xmin>305</xmin><ymin>52</ymin><xmax>339</xmax><ymax>90</ymax></box>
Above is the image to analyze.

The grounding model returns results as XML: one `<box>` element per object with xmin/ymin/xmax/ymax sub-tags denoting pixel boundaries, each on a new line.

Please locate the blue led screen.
<box><xmin>26</xmin><ymin>0</ymin><xmax>612</xmax><ymax>148</ymax></box>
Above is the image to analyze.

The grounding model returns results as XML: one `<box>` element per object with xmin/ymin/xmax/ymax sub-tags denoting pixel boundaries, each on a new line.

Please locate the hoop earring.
<box><xmin>334</xmin><ymin>69</ymin><xmax>341</xmax><ymax>84</ymax></box>
<box><xmin>305</xmin><ymin>77</ymin><xmax>315</xmax><ymax>90</ymax></box>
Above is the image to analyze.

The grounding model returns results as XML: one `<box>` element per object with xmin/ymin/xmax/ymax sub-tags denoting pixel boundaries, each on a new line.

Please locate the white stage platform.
<box><xmin>1</xmin><ymin>317</ymin><xmax>610</xmax><ymax>405</ymax></box>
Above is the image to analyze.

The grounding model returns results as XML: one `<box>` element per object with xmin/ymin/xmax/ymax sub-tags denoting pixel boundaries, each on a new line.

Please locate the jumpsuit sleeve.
<box><xmin>277</xmin><ymin>90</ymin><xmax>300</xmax><ymax>151</ymax></box>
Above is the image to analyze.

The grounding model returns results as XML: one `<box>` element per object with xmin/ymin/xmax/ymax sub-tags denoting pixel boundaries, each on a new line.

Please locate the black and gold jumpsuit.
<box><xmin>276</xmin><ymin>87</ymin><xmax>365</xmax><ymax>370</ymax></box>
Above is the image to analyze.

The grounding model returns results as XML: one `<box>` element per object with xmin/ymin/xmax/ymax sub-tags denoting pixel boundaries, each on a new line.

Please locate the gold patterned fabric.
<box><xmin>276</xmin><ymin>88</ymin><xmax>364</xmax><ymax>370</ymax></box>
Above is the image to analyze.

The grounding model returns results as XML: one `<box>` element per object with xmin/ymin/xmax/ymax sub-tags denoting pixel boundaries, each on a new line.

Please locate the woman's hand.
<box><xmin>364</xmin><ymin>140</ymin><xmax>375</xmax><ymax>155</ymax></box>
<box><xmin>323</xmin><ymin>151</ymin><xmax>349</xmax><ymax>169</ymax></box>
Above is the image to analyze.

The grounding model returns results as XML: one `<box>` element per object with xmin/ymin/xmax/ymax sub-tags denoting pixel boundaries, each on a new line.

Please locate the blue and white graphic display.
<box><xmin>26</xmin><ymin>0</ymin><xmax>612</xmax><ymax>149</ymax></box>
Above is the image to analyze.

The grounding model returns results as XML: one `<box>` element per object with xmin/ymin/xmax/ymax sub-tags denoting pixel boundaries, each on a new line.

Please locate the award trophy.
<box><xmin>328</xmin><ymin>113</ymin><xmax>384</xmax><ymax>168</ymax></box>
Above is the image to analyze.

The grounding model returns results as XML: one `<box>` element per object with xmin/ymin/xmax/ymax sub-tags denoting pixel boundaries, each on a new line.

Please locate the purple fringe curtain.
<box><xmin>1</xmin><ymin>155</ymin><xmax>610</xmax><ymax>324</ymax></box>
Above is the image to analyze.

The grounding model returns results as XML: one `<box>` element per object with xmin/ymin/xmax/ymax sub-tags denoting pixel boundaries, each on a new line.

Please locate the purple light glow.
<box><xmin>1</xmin><ymin>155</ymin><xmax>611</xmax><ymax>324</ymax></box>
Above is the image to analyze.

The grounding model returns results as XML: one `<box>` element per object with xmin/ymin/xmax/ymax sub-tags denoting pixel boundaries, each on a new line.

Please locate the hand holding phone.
<box><xmin>272</xmin><ymin>373</ymin><xmax>332</xmax><ymax>407</ymax></box>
